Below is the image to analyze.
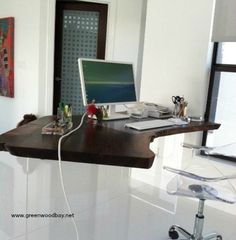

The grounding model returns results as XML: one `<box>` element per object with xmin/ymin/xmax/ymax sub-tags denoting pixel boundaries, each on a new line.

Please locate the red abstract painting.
<box><xmin>0</xmin><ymin>17</ymin><xmax>14</xmax><ymax>98</ymax></box>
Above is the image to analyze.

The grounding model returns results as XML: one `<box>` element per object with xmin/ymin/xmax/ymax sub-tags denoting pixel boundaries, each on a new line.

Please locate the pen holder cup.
<box><xmin>57</xmin><ymin>106</ymin><xmax>72</xmax><ymax>125</ymax></box>
<box><xmin>173</xmin><ymin>104</ymin><xmax>187</xmax><ymax>118</ymax></box>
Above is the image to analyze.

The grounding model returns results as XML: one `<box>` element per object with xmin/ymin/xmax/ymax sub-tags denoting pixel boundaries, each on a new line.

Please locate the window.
<box><xmin>203</xmin><ymin>42</ymin><xmax>236</xmax><ymax>161</ymax></box>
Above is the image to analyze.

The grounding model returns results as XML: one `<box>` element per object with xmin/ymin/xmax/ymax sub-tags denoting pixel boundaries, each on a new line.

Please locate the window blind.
<box><xmin>211</xmin><ymin>0</ymin><xmax>236</xmax><ymax>42</ymax></box>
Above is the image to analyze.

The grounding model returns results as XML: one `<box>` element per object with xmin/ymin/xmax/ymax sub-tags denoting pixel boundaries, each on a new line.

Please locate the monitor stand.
<box><xmin>103</xmin><ymin>105</ymin><xmax>130</xmax><ymax>121</ymax></box>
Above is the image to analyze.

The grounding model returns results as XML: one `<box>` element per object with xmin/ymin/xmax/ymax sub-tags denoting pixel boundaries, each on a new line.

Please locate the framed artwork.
<box><xmin>0</xmin><ymin>17</ymin><xmax>14</xmax><ymax>98</ymax></box>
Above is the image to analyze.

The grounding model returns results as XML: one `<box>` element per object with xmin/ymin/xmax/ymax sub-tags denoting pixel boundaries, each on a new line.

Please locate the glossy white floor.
<box><xmin>0</xmin><ymin>135</ymin><xmax>236</xmax><ymax>240</ymax></box>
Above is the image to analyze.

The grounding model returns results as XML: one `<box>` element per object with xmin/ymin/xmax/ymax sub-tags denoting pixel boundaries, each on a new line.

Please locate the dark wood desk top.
<box><xmin>0</xmin><ymin>116</ymin><xmax>220</xmax><ymax>168</ymax></box>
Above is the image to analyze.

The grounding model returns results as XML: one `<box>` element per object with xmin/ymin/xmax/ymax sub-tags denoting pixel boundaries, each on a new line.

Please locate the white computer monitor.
<box><xmin>78</xmin><ymin>58</ymin><xmax>137</xmax><ymax>119</ymax></box>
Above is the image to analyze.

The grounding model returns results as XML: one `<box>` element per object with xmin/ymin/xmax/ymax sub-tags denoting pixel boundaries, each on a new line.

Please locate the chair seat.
<box><xmin>167</xmin><ymin>175</ymin><xmax>236</xmax><ymax>204</ymax></box>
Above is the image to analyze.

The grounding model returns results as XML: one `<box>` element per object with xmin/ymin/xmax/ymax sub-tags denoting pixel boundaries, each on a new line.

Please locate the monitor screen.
<box><xmin>78</xmin><ymin>58</ymin><xmax>137</xmax><ymax>106</ymax></box>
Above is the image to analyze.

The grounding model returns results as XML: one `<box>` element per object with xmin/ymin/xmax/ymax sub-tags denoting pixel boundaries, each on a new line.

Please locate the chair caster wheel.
<box><xmin>216</xmin><ymin>236</ymin><xmax>222</xmax><ymax>240</ymax></box>
<box><xmin>169</xmin><ymin>227</ymin><xmax>179</xmax><ymax>239</ymax></box>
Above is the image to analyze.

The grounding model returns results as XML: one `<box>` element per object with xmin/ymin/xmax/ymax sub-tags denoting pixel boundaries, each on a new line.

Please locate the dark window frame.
<box><xmin>202</xmin><ymin>42</ymin><xmax>236</xmax><ymax>162</ymax></box>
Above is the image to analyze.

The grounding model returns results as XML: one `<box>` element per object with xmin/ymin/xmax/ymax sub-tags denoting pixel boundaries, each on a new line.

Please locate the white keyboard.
<box><xmin>125</xmin><ymin>119</ymin><xmax>175</xmax><ymax>131</ymax></box>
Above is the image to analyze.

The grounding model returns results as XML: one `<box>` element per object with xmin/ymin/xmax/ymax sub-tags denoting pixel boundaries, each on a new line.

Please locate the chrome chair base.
<box><xmin>168</xmin><ymin>225</ymin><xmax>222</xmax><ymax>240</ymax></box>
<box><xmin>168</xmin><ymin>200</ymin><xmax>222</xmax><ymax>240</ymax></box>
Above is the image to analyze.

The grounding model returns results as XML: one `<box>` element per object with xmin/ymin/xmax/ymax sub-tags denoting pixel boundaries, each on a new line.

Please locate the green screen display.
<box><xmin>81</xmin><ymin>60</ymin><xmax>137</xmax><ymax>104</ymax></box>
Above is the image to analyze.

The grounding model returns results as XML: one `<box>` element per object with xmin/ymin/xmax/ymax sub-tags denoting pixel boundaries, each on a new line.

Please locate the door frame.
<box><xmin>53</xmin><ymin>1</ymin><xmax>108</xmax><ymax>114</ymax></box>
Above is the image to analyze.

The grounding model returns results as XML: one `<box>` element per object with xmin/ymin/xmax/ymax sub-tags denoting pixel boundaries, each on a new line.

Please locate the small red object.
<box><xmin>87</xmin><ymin>103</ymin><xmax>98</xmax><ymax>116</ymax></box>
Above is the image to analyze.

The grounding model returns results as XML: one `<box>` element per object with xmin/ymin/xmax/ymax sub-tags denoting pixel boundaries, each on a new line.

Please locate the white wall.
<box><xmin>110</xmin><ymin>0</ymin><xmax>147</xmax><ymax>98</ymax></box>
<box><xmin>111</xmin><ymin>0</ymin><xmax>144</xmax><ymax>65</ymax></box>
<box><xmin>140</xmin><ymin>0</ymin><xmax>214</xmax><ymax>117</ymax></box>
<box><xmin>0</xmin><ymin>0</ymin><xmax>41</xmax><ymax>133</ymax></box>
<box><xmin>37</xmin><ymin>0</ymin><xmax>56</xmax><ymax>116</ymax></box>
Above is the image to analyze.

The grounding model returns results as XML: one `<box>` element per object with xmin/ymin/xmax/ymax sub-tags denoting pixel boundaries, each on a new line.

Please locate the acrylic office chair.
<box><xmin>163</xmin><ymin>143</ymin><xmax>236</xmax><ymax>240</ymax></box>
<box><xmin>164</xmin><ymin>165</ymin><xmax>236</xmax><ymax>239</ymax></box>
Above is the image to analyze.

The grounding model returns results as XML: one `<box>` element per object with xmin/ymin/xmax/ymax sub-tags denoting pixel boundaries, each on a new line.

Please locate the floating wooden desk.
<box><xmin>0</xmin><ymin>116</ymin><xmax>220</xmax><ymax>169</ymax></box>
